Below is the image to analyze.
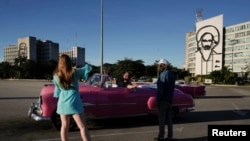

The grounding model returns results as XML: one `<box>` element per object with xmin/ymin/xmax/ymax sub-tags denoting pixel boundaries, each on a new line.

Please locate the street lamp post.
<box><xmin>157</xmin><ymin>49</ymin><xmax>159</xmax><ymax>78</ymax></box>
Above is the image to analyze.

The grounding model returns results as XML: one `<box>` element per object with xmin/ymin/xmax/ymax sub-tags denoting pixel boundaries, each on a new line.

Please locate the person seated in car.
<box><xmin>117</xmin><ymin>71</ymin><xmax>137</xmax><ymax>89</ymax></box>
<box><xmin>100</xmin><ymin>69</ymin><xmax>111</xmax><ymax>87</ymax></box>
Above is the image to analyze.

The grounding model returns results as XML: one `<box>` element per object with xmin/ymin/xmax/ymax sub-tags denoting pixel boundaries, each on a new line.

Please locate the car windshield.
<box><xmin>86</xmin><ymin>73</ymin><xmax>101</xmax><ymax>86</ymax></box>
<box><xmin>86</xmin><ymin>73</ymin><xmax>113</xmax><ymax>87</ymax></box>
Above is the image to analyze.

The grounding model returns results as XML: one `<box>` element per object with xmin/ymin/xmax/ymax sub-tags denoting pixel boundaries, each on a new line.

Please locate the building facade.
<box><xmin>4</xmin><ymin>45</ymin><xmax>18</xmax><ymax>65</ymax></box>
<box><xmin>36</xmin><ymin>39</ymin><xmax>59</xmax><ymax>63</ymax></box>
<box><xmin>4</xmin><ymin>36</ymin><xmax>59</xmax><ymax>65</ymax></box>
<box><xmin>224</xmin><ymin>21</ymin><xmax>250</xmax><ymax>74</ymax></box>
<box><xmin>186</xmin><ymin>14</ymin><xmax>250</xmax><ymax>77</ymax></box>
<box><xmin>17</xmin><ymin>36</ymin><xmax>37</xmax><ymax>62</ymax></box>
<box><xmin>60</xmin><ymin>46</ymin><xmax>86</xmax><ymax>67</ymax></box>
<box><xmin>4</xmin><ymin>36</ymin><xmax>86</xmax><ymax>66</ymax></box>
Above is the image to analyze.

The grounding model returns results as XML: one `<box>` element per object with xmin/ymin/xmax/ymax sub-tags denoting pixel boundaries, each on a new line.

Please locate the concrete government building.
<box><xmin>4</xmin><ymin>36</ymin><xmax>86</xmax><ymax>66</ymax></box>
<box><xmin>185</xmin><ymin>14</ymin><xmax>250</xmax><ymax>77</ymax></box>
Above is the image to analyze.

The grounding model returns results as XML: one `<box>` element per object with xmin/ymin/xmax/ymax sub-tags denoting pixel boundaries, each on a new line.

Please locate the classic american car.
<box><xmin>137</xmin><ymin>80</ymin><xmax>206</xmax><ymax>98</ymax></box>
<box><xmin>175</xmin><ymin>83</ymin><xmax>206</xmax><ymax>97</ymax></box>
<box><xmin>28</xmin><ymin>73</ymin><xmax>195</xmax><ymax>130</ymax></box>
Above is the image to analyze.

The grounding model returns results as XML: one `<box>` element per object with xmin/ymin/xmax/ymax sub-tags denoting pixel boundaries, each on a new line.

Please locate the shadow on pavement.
<box><xmin>85</xmin><ymin>109</ymin><xmax>250</xmax><ymax>130</ymax></box>
<box><xmin>173</xmin><ymin>136</ymin><xmax>207</xmax><ymax>141</ymax></box>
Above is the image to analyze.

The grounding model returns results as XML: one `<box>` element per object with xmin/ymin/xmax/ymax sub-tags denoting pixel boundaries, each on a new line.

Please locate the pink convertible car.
<box><xmin>175</xmin><ymin>84</ymin><xmax>206</xmax><ymax>98</ymax></box>
<box><xmin>28</xmin><ymin>73</ymin><xmax>195</xmax><ymax>130</ymax></box>
<box><xmin>174</xmin><ymin>80</ymin><xmax>206</xmax><ymax>97</ymax></box>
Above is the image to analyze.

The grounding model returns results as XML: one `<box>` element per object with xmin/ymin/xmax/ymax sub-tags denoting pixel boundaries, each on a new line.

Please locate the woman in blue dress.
<box><xmin>53</xmin><ymin>54</ymin><xmax>92</xmax><ymax>141</ymax></box>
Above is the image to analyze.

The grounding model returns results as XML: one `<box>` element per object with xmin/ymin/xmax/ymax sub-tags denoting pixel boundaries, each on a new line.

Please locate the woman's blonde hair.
<box><xmin>53</xmin><ymin>54</ymin><xmax>74</xmax><ymax>89</ymax></box>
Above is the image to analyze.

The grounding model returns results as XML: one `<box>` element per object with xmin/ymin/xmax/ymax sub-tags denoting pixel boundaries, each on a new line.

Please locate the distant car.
<box><xmin>137</xmin><ymin>80</ymin><xmax>206</xmax><ymax>98</ymax></box>
<box><xmin>174</xmin><ymin>80</ymin><xmax>206</xmax><ymax>97</ymax></box>
<box><xmin>175</xmin><ymin>83</ymin><xmax>206</xmax><ymax>98</ymax></box>
<box><xmin>28</xmin><ymin>73</ymin><xmax>195</xmax><ymax>131</ymax></box>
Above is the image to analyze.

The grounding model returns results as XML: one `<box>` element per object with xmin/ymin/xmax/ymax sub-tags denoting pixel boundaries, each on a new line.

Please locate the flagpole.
<box><xmin>100</xmin><ymin>0</ymin><xmax>104</xmax><ymax>81</ymax></box>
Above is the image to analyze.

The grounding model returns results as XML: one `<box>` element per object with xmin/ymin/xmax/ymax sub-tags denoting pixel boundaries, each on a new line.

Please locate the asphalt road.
<box><xmin>0</xmin><ymin>80</ymin><xmax>250</xmax><ymax>141</ymax></box>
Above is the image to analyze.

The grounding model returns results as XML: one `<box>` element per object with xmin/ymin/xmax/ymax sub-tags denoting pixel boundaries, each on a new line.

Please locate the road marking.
<box><xmin>232</xmin><ymin>103</ymin><xmax>248</xmax><ymax>116</ymax></box>
<box><xmin>33</xmin><ymin>127</ymin><xmax>184</xmax><ymax>141</ymax></box>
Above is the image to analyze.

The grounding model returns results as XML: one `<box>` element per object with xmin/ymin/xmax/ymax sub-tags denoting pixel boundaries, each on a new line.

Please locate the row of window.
<box><xmin>225</xmin><ymin>23</ymin><xmax>250</xmax><ymax>33</ymax></box>
<box><xmin>225</xmin><ymin>58</ymin><xmax>250</xmax><ymax>64</ymax></box>
<box><xmin>225</xmin><ymin>51</ymin><xmax>250</xmax><ymax>58</ymax></box>
<box><xmin>235</xmin><ymin>30</ymin><xmax>250</xmax><ymax>38</ymax></box>
<box><xmin>225</xmin><ymin>44</ymin><xmax>250</xmax><ymax>52</ymax></box>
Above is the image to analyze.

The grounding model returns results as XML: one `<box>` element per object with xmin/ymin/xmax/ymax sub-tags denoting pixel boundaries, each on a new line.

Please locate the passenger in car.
<box><xmin>117</xmin><ymin>71</ymin><xmax>137</xmax><ymax>89</ymax></box>
<box><xmin>100</xmin><ymin>68</ymin><xmax>113</xmax><ymax>88</ymax></box>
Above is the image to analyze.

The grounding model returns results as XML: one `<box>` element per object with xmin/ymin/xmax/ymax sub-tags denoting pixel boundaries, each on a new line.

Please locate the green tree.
<box><xmin>145</xmin><ymin>64</ymin><xmax>157</xmax><ymax>78</ymax></box>
<box><xmin>221</xmin><ymin>66</ymin><xmax>235</xmax><ymax>84</ymax></box>
<box><xmin>22</xmin><ymin>60</ymin><xmax>37</xmax><ymax>79</ymax></box>
<box><xmin>209</xmin><ymin>70</ymin><xmax>222</xmax><ymax>84</ymax></box>
<box><xmin>209</xmin><ymin>66</ymin><xmax>237</xmax><ymax>84</ymax></box>
<box><xmin>112</xmin><ymin>58</ymin><xmax>145</xmax><ymax>80</ymax></box>
<box><xmin>0</xmin><ymin>61</ymin><xmax>13</xmax><ymax>78</ymax></box>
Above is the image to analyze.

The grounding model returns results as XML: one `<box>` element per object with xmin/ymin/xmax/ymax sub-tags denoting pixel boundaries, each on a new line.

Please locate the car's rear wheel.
<box><xmin>51</xmin><ymin>112</ymin><xmax>77</xmax><ymax>131</ymax></box>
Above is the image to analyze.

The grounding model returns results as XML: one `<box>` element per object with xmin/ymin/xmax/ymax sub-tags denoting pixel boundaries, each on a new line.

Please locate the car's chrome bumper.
<box><xmin>28</xmin><ymin>100</ymin><xmax>51</xmax><ymax>121</ymax></box>
<box><xmin>187</xmin><ymin>106</ymin><xmax>195</xmax><ymax>112</ymax></box>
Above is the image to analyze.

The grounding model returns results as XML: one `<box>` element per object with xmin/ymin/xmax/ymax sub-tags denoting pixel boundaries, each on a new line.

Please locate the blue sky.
<box><xmin>1</xmin><ymin>0</ymin><xmax>249</xmax><ymax>67</ymax></box>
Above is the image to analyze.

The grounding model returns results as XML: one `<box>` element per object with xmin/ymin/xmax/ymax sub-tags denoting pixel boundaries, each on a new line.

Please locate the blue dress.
<box><xmin>53</xmin><ymin>64</ymin><xmax>92</xmax><ymax>115</ymax></box>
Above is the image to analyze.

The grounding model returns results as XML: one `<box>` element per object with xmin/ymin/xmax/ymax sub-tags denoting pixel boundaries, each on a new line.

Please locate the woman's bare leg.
<box><xmin>72</xmin><ymin>113</ymin><xmax>91</xmax><ymax>141</ymax></box>
<box><xmin>60</xmin><ymin>114</ymin><xmax>70</xmax><ymax>141</ymax></box>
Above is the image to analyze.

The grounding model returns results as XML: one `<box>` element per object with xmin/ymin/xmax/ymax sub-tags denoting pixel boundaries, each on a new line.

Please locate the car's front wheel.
<box><xmin>51</xmin><ymin>112</ymin><xmax>77</xmax><ymax>131</ymax></box>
